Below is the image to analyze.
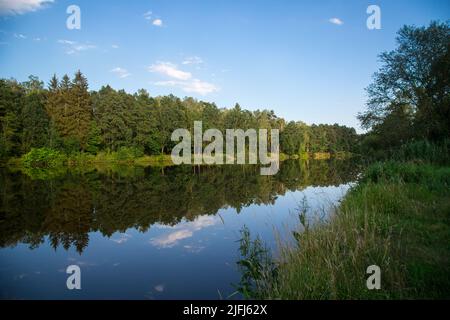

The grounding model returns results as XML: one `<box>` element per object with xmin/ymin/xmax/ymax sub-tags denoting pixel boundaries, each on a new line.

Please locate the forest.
<box><xmin>0</xmin><ymin>72</ymin><xmax>359</xmax><ymax>163</ymax></box>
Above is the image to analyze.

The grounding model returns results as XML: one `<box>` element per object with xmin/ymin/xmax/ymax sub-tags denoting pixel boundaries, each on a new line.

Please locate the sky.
<box><xmin>0</xmin><ymin>0</ymin><xmax>449</xmax><ymax>130</ymax></box>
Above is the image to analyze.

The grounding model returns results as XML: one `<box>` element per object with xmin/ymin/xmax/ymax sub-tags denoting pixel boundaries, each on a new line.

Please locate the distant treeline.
<box><xmin>0</xmin><ymin>73</ymin><xmax>359</xmax><ymax>159</ymax></box>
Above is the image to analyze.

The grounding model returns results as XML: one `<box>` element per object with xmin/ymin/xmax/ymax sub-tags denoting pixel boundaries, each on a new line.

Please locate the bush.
<box><xmin>66</xmin><ymin>152</ymin><xmax>95</xmax><ymax>166</ymax></box>
<box><xmin>392</xmin><ymin>140</ymin><xmax>450</xmax><ymax>165</ymax></box>
<box><xmin>21</xmin><ymin>148</ymin><xmax>66</xmax><ymax>168</ymax></box>
<box><xmin>115</xmin><ymin>147</ymin><xmax>144</xmax><ymax>161</ymax></box>
<box><xmin>363</xmin><ymin>161</ymin><xmax>450</xmax><ymax>190</ymax></box>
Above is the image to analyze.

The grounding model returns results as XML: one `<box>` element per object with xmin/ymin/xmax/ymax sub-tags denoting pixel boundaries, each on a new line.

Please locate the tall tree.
<box><xmin>46</xmin><ymin>71</ymin><xmax>92</xmax><ymax>152</ymax></box>
<box><xmin>0</xmin><ymin>79</ymin><xmax>23</xmax><ymax>157</ymax></box>
<box><xmin>69</xmin><ymin>70</ymin><xmax>92</xmax><ymax>150</ymax></box>
<box><xmin>358</xmin><ymin>21</ymin><xmax>450</xmax><ymax>143</ymax></box>
<box><xmin>21</xmin><ymin>76</ymin><xmax>49</xmax><ymax>153</ymax></box>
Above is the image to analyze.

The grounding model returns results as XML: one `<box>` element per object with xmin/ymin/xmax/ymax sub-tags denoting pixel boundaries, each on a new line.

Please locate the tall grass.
<box><xmin>17</xmin><ymin>147</ymin><xmax>174</xmax><ymax>168</ymax></box>
<box><xmin>238</xmin><ymin>161</ymin><xmax>450</xmax><ymax>299</ymax></box>
<box><xmin>386</xmin><ymin>139</ymin><xmax>450</xmax><ymax>165</ymax></box>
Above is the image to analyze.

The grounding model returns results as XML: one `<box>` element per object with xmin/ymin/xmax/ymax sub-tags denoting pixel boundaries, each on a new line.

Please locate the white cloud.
<box><xmin>329</xmin><ymin>17</ymin><xmax>344</xmax><ymax>25</ymax></box>
<box><xmin>152</xmin><ymin>19</ymin><xmax>163</xmax><ymax>27</ymax></box>
<box><xmin>143</xmin><ymin>10</ymin><xmax>163</xmax><ymax>27</ymax></box>
<box><xmin>155</xmin><ymin>79</ymin><xmax>219</xmax><ymax>95</ymax></box>
<box><xmin>180</xmin><ymin>79</ymin><xmax>219</xmax><ymax>95</ymax></box>
<box><xmin>151</xmin><ymin>229</ymin><xmax>193</xmax><ymax>248</ymax></box>
<box><xmin>110</xmin><ymin>233</ymin><xmax>132</xmax><ymax>244</ymax></box>
<box><xmin>150</xmin><ymin>216</ymin><xmax>218</xmax><ymax>248</ymax></box>
<box><xmin>148</xmin><ymin>62</ymin><xmax>192</xmax><ymax>80</ymax></box>
<box><xmin>58</xmin><ymin>39</ymin><xmax>75</xmax><ymax>45</ymax></box>
<box><xmin>150</xmin><ymin>61</ymin><xmax>218</xmax><ymax>95</ymax></box>
<box><xmin>110</xmin><ymin>67</ymin><xmax>131</xmax><ymax>79</ymax></box>
<box><xmin>14</xmin><ymin>33</ymin><xmax>27</xmax><ymax>39</ymax></box>
<box><xmin>189</xmin><ymin>215</ymin><xmax>217</xmax><ymax>229</ymax></box>
<box><xmin>154</xmin><ymin>284</ymin><xmax>164</xmax><ymax>292</ymax></box>
<box><xmin>182</xmin><ymin>56</ymin><xmax>203</xmax><ymax>65</ymax></box>
<box><xmin>143</xmin><ymin>11</ymin><xmax>152</xmax><ymax>20</ymax></box>
<box><xmin>111</xmin><ymin>44</ymin><xmax>119</xmax><ymax>49</ymax></box>
<box><xmin>0</xmin><ymin>0</ymin><xmax>54</xmax><ymax>15</ymax></box>
<box><xmin>58</xmin><ymin>39</ymin><xmax>96</xmax><ymax>55</ymax></box>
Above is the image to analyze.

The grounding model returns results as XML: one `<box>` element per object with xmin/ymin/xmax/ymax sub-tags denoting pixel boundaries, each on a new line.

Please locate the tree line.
<box><xmin>0</xmin><ymin>72</ymin><xmax>359</xmax><ymax>159</ymax></box>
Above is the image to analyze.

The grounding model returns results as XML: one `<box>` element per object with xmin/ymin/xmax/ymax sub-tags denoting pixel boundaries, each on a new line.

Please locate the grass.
<box><xmin>237</xmin><ymin>161</ymin><xmax>450</xmax><ymax>299</ymax></box>
<box><xmin>10</xmin><ymin>147</ymin><xmax>175</xmax><ymax>168</ymax></box>
<box><xmin>282</xmin><ymin>152</ymin><xmax>353</xmax><ymax>160</ymax></box>
<box><xmin>13</xmin><ymin>148</ymin><xmax>288</xmax><ymax>169</ymax></box>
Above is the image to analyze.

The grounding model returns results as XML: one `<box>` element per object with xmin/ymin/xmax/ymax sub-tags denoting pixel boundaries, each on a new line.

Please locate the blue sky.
<box><xmin>0</xmin><ymin>0</ymin><xmax>449</xmax><ymax>130</ymax></box>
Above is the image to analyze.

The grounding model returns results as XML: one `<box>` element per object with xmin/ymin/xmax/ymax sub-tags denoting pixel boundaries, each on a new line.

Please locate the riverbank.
<box><xmin>5</xmin><ymin>147</ymin><xmax>353</xmax><ymax>169</ymax></box>
<box><xmin>241</xmin><ymin>160</ymin><xmax>450</xmax><ymax>299</ymax></box>
<box><xmin>280</xmin><ymin>151</ymin><xmax>353</xmax><ymax>161</ymax></box>
<box><xmin>6</xmin><ymin>148</ymin><xmax>175</xmax><ymax>168</ymax></box>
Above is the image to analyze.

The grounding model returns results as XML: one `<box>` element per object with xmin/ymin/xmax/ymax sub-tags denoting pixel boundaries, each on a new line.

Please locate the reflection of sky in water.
<box><xmin>0</xmin><ymin>185</ymin><xmax>350</xmax><ymax>299</ymax></box>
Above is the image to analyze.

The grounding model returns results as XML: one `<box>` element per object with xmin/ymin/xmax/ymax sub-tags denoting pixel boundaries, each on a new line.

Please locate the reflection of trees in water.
<box><xmin>0</xmin><ymin>160</ymin><xmax>360</xmax><ymax>253</ymax></box>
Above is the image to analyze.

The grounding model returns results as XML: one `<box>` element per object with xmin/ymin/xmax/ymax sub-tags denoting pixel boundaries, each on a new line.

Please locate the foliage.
<box><xmin>1</xmin><ymin>72</ymin><xmax>359</xmax><ymax>161</ymax></box>
<box><xmin>233</xmin><ymin>226</ymin><xmax>277</xmax><ymax>299</ymax></box>
<box><xmin>46</xmin><ymin>71</ymin><xmax>92</xmax><ymax>151</ymax></box>
<box><xmin>21</xmin><ymin>148</ymin><xmax>66</xmax><ymax>168</ymax></box>
<box><xmin>391</xmin><ymin>139</ymin><xmax>450</xmax><ymax>165</ymax></box>
<box><xmin>359</xmin><ymin>21</ymin><xmax>450</xmax><ymax>150</ymax></box>
<box><xmin>86</xmin><ymin>121</ymin><xmax>102</xmax><ymax>155</ymax></box>
<box><xmin>241</xmin><ymin>161</ymin><xmax>450</xmax><ymax>299</ymax></box>
<box><xmin>115</xmin><ymin>146</ymin><xmax>145</xmax><ymax>161</ymax></box>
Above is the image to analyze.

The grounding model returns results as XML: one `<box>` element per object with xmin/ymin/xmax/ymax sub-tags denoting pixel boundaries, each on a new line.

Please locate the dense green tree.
<box><xmin>2</xmin><ymin>72</ymin><xmax>360</xmax><ymax>158</ymax></box>
<box><xmin>86</xmin><ymin>121</ymin><xmax>102</xmax><ymax>154</ymax></box>
<box><xmin>154</xmin><ymin>95</ymin><xmax>186</xmax><ymax>154</ymax></box>
<box><xmin>92</xmin><ymin>86</ymin><xmax>133</xmax><ymax>151</ymax></box>
<box><xmin>280</xmin><ymin>122</ymin><xmax>302</xmax><ymax>155</ymax></box>
<box><xmin>132</xmin><ymin>89</ymin><xmax>158</xmax><ymax>153</ymax></box>
<box><xmin>359</xmin><ymin>21</ymin><xmax>450</xmax><ymax>146</ymax></box>
<box><xmin>69</xmin><ymin>71</ymin><xmax>92</xmax><ymax>150</ymax></box>
<box><xmin>21</xmin><ymin>89</ymin><xmax>49</xmax><ymax>153</ymax></box>
<box><xmin>46</xmin><ymin>71</ymin><xmax>92</xmax><ymax>152</ymax></box>
<box><xmin>0</xmin><ymin>79</ymin><xmax>23</xmax><ymax>157</ymax></box>
<box><xmin>16</xmin><ymin>76</ymin><xmax>49</xmax><ymax>154</ymax></box>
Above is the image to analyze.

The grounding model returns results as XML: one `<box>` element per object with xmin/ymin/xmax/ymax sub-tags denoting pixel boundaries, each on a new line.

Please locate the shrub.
<box><xmin>363</xmin><ymin>161</ymin><xmax>450</xmax><ymax>190</ymax></box>
<box><xmin>115</xmin><ymin>147</ymin><xmax>144</xmax><ymax>161</ymax></box>
<box><xmin>391</xmin><ymin>140</ymin><xmax>450</xmax><ymax>165</ymax></box>
<box><xmin>21</xmin><ymin>148</ymin><xmax>66</xmax><ymax>168</ymax></box>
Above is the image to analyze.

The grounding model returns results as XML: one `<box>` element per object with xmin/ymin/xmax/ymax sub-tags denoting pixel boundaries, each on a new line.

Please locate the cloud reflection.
<box><xmin>150</xmin><ymin>215</ymin><xmax>217</xmax><ymax>248</ymax></box>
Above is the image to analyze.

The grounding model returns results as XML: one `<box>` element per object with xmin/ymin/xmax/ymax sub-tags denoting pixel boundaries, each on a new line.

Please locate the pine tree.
<box><xmin>0</xmin><ymin>79</ymin><xmax>23</xmax><ymax>157</ymax></box>
<box><xmin>70</xmin><ymin>70</ymin><xmax>92</xmax><ymax>150</ymax></box>
<box><xmin>46</xmin><ymin>71</ymin><xmax>92</xmax><ymax>152</ymax></box>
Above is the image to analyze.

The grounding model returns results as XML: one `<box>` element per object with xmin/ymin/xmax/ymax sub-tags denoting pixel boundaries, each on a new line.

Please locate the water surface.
<box><xmin>0</xmin><ymin>160</ymin><xmax>359</xmax><ymax>299</ymax></box>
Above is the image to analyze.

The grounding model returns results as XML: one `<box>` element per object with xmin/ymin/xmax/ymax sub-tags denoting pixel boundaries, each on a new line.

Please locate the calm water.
<box><xmin>0</xmin><ymin>160</ymin><xmax>359</xmax><ymax>299</ymax></box>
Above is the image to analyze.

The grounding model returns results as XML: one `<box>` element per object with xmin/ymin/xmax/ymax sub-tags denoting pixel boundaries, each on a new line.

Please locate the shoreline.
<box><xmin>238</xmin><ymin>160</ymin><xmax>450</xmax><ymax>299</ymax></box>
<box><xmin>3</xmin><ymin>151</ymin><xmax>354</xmax><ymax>170</ymax></box>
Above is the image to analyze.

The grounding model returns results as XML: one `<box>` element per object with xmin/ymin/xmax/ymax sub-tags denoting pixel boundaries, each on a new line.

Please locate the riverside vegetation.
<box><xmin>235</xmin><ymin>21</ymin><xmax>450</xmax><ymax>299</ymax></box>
<box><xmin>1</xmin><ymin>71</ymin><xmax>358</xmax><ymax>168</ymax></box>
